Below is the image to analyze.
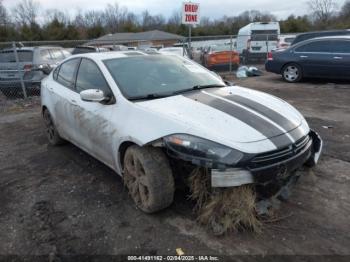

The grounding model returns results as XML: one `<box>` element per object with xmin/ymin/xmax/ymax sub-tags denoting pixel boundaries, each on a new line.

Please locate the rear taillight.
<box><xmin>23</xmin><ymin>64</ymin><xmax>32</xmax><ymax>72</ymax></box>
<box><xmin>267</xmin><ymin>52</ymin><xmax>273</xmax><ymax>61</ymax></box>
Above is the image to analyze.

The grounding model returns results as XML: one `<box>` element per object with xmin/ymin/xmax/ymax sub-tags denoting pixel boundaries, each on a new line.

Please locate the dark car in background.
<box><xmin>0</xmin><ymin>46</ymin><xmax>70</xmax><ymax>97</ymax></box>
<box><xmin>265</xmin><ymin>36</ymin><xmax>350</xmax><ymax>83</ymax></box>
<box><xmin>291</xmin><ymin>29</ymin><xmax>350</xmax><ymax>46</ymax></box>
<box><xmin>72</xmin><ymin>46</ymin><xmax>110</xmax><ymax>55</ymax></box>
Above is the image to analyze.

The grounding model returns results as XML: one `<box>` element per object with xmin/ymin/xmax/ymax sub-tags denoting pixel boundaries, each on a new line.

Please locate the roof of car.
<box><xmin>290</xmin><ymin>35</ymin><xmax>350</xmax><ymax>48</ymax></box>
<box><xmin>313</xmin><ymin>35</ymin><xmax>350</xmax><ymax>40</ymax></box>
<box><xmin>296</xmin><ymin>29</ymin><xmax>350</xmax><ymax>36</ymax></box>
<box><xmin>70</xmin><ymin>50</ymin><xmax>190</xmax><ymax>62</ymax></box>
<box><xmin>70</xmin><ymin>51</ymin><xmax>149</xmax><ymax>61</ymax></box>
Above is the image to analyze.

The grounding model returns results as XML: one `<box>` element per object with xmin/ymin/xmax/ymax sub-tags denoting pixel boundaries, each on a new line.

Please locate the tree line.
<box><xmin>0</xmin><ymin>0</ymin><xmax>349</xmax><ymax>42</ymax></box>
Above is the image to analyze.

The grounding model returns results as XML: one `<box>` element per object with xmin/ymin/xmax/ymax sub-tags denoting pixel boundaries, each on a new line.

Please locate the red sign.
<box><xmin>182</xmin><ymin>2</ymin><xmax>200</xmax><ymax>25</ymax></box>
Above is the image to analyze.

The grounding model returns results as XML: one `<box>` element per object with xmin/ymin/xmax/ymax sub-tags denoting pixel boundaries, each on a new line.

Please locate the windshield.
<box><xmin>0</xmin><ymin>50</ymin><xmax>33</xmax><ymax>62</ymax></box>
<box><xmin>251</xmin><ymin>30</ymin><xmax>278</xmax><ymax>41</ymax></box>
<box><xmin>103</xmin><ymin>55</ymin><xmax>224</xmax><ymax>100</ymax></box>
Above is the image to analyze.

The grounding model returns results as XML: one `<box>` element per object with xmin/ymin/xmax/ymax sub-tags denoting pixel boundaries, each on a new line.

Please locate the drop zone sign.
<box><xmin>182</xmin><ymin>2</ymin><xmax>200</xmax><ymax>25</ymax></box>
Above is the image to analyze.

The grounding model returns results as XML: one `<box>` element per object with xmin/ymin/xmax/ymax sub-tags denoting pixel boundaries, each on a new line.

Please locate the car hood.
<box><xmin>135</xmin><ymin>86</ymin><xmax>308</xmax><ymax>151</ymax></box>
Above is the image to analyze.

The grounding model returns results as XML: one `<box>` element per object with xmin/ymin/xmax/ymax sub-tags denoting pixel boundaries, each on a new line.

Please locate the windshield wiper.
<box><xmin>128</xmin><ymin>93</ymin><xmax>170</xmax><ymax>101</ymax></box>
<box><xmin>129</xmin><ymin>84</ymin><xmax>227</xmax><ymax>101</ymax></box>
<box><xmin>172</xmin><ymin>84</ymin><xmax>226</xmax><ymax>95</ymax></box>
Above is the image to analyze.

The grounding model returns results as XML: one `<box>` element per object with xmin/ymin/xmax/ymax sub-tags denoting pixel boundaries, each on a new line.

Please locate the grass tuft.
<box><xmin>188</xmin><ymin>167</ymin><xmax>262</xmax><ymax>235</ymax></box>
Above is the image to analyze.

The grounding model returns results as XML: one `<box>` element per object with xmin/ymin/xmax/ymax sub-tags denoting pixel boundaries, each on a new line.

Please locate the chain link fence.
<box><xmin>0</xmin><ymin>32</ymin><xmax>293</xmax><ymax>101</ymax></box>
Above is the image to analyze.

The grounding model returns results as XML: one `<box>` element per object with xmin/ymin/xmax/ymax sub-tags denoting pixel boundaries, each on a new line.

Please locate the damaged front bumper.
<box><xmin>211</xmin><ymin>130</ymin><xmax>323</xmax><ymax>188</ymax></box>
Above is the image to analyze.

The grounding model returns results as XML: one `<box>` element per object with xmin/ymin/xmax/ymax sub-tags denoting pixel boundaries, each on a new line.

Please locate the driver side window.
<box><xmin>76</xmin><ymin>59</ymin><xmax>111</xmax><ymax>96</ymax></box>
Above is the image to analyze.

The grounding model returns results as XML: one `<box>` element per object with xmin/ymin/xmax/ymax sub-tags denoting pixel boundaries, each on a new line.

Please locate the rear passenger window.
<box><xmin>331</xmin><ymin>40</ymin><xmax>350</xmax><ymax>53</ymax></box>
<box><xmin>56</xmin><ymin>58</ymin><xmax>80</xmax><ymax>89</ymax></box>
<box><xmin>295</xmin><ymin>41</ymin><xmax>331</xmax><ymax>53</ymax></box>
<box><xmin>76</xmin><ymin>59</ymin><xmax>111</xmax><ymax>95</ymax></box>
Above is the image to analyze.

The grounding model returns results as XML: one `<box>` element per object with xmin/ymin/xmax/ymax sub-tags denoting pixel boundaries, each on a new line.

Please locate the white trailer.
<box><xmin>236</xmin><ymin>22</ymin><xmax>280</xmax><ymax>63</ymax></box>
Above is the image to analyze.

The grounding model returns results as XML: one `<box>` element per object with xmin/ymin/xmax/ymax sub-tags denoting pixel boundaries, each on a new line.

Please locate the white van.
<box><xmin>236</xmin><ymin>22</ymin><xmax>280</xmax><ymax>63</ymax></box>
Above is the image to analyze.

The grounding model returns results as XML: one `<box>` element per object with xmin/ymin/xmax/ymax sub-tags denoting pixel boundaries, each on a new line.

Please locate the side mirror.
<box><xmin>80</xmin><ymin>89</ymin><xmax>106</xmax><ymax>102</ymax></box>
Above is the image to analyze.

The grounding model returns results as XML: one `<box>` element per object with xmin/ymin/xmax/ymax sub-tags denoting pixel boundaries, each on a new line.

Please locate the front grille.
<box><xmin>248</xmin><ymin>135</ymin><xmax>311</xmax><ymax>169</ymax></box>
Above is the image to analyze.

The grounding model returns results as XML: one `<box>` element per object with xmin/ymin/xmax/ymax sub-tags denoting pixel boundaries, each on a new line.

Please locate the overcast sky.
<box><xmin>3</xmin><ymin>0</ymin><xmax>346</xmax><ymax>20</ymax></box>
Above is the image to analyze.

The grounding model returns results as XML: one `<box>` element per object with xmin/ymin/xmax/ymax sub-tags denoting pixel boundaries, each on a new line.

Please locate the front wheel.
<box><xmin>282</xmin><ymin>63</ymin><xmax>302</xmax><ymax>83</ymax></box>
<box><xmin>123</xmin><ymin>145</ymin><xmax>175</xmax><ymax>213</ymax></box>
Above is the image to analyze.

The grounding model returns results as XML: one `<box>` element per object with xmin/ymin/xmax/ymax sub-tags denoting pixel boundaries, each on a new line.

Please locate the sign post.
<box><xmin>182</xmin><ymin>2</ymin><xmax>200</xmax><ymax>58</ymax></box>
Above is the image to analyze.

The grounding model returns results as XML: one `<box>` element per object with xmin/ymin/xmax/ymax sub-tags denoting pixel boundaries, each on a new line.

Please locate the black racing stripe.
<box><xmin>289</xmin><ymin>126</ymin><xmax>308</xmax><ymax>142</ymax></box>
<box><xmin>269</xmin><ymin>133</ymin><xmax>297</xmax><ymax>149</ymax></box>
<box><xmin>183</xmin><ymin>91</ymin><xmax>293</xmax><ymax>148</ymax></box>
<box><xmin>212</xmin><ymin>92</ymin><xmax>298</xmax><ymax>131</ymax></box>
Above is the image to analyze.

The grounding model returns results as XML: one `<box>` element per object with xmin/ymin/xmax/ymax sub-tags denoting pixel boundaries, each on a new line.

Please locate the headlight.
<box><xmin>163</xmin><ymin>134</ymin><xmax>244</xmax><ymax>165</ymax></box>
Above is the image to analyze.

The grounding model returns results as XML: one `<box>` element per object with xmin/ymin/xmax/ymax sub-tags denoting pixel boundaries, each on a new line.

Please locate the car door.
<box><xmin>70</xmin><ymin>58</ymin><xmax>116</xmax><ymax>166</ymax></box>
<box><xmin>294</xmin><ymin>40</ymin><xmax>333</xmax><ymax>78</ymax></box>
<box><xmin>329</xmin><ymin>39</ymin><xmax>350</xmax><ymax>79</ymax></box>
<box><xmin>49</xmin><ymin>58</ymin><xmax>81</xmax><ymax>142</ymax></box>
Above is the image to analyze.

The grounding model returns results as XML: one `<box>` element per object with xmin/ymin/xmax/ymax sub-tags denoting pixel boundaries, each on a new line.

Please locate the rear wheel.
<box><xmin>123</xmin><ymin>145</ymin><xmax>175</xmax><ymax>213</ymax></box>
<box><xmin>43</xmin><ymin>109</ymin><xmax>65</xmax><ymax>146</ymax></box>
<box><xmin>282</xmin><ymin>63</ymin><xmax>302</xmax><ymax>83</ymax></box>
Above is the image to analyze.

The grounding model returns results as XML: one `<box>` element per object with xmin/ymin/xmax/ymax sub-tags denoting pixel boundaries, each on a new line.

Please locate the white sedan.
<box><xmin>41</xmin><ymin>51</ymin><xmax>322</xmax><ymax>213</ymax></box>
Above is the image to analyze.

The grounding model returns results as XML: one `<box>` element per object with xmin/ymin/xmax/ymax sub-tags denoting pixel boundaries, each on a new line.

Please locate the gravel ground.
<box><xmin>0</xmin><ymin>71</ymin><xmax>349</xmax><ymax>261</ymax></box>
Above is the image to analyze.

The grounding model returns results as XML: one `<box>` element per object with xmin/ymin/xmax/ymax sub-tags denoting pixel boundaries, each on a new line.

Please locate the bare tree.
<box><xmin>168</xmin><ymin>10</ymin><xmax>182</xmax><ymax>25</ymax></box>
<box><xmin>104</xmin><ymin>3</ymin><xmax>121</xmax><ymax>33</ymax></box>
<box><xmin>44</xmin><ymin>9</ymin><xmax>70</xmax><ymax>25</ymax></box>
<box><xmin>83</xmin><ymin>10</ymin><xmax>104</xmax><ymax>27</ymax></box>
<box><xmin>12</xmin><ymin>0</ymin><xmax>40</xmax><ymax>26</ymax></box>
<box><xmin>340</xmin><ymin>0</ymin><xmax>350</xmax><ymax>17</ymax></box>
<box><xmin>308</xmin><ymin>0</ymin><xmax>337</xmax><ymax>23</ymax></box>
<box><xmin>0</xmin><ymin>0</ymin><xmax>8</xmax><ymax>25</ymax></box>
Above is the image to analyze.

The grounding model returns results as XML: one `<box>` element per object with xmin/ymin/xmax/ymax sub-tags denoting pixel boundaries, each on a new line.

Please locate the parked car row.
<box><xmin>1</xmin><ymin>27</ymin><xmax>349</xmax><ymax>99</ymax></box>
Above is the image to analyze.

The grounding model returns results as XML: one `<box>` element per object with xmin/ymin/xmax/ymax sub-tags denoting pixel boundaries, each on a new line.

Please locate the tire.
<box><xmin>282</xmin><ymin>63</ymin><xmax>302</xmax><ymax>83</ymax></box>
<box><xmin>123</xmin><ymin>145</ymin><xmax>175</xmax><ymax>213</ymax></box>
<box><xmin>43</xmin><ymin>109</ymin><xmax>65</xmax><ymax>146</ymax></box>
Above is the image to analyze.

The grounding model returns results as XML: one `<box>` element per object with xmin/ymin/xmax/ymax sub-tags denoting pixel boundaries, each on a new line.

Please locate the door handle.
<box><xmin>333</xmin><ymin>56</ymin><xmax>343</xmax><ymax>60</ymax></box>
<box><xmin>300</xmin><ymin>55</ymin><xmax>308</xmax><ymax>58</ymax></box>
<box><xmin>48</xmin><ymin>86</ymin><xmax>53</xmax><ymax>91</ymax></box>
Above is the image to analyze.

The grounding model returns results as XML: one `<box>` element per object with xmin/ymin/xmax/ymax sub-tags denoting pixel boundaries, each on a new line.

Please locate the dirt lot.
<box><xmin>0</xmin><ymin>71</ymin><xmax>349</xmax><ymax>260</ymax></box>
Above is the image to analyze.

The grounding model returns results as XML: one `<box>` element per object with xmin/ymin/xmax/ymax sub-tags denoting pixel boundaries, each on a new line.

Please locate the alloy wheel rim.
<box><xmin>124</xmin><ymin>153</ymin><xmax>150</xmax><ymax>208</ymax></box>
